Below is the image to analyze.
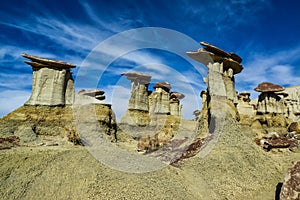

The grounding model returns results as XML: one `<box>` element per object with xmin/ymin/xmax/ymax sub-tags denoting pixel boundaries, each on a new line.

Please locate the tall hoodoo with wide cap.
<box><xmin>22</xmin><ymin>53</ymin><xmax>76</xmax><ymax>106</ymax></box>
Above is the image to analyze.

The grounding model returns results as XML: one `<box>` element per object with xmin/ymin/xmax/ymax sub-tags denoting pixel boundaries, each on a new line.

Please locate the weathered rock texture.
<box><xmin>237</xmin><ymin>92</ymin><xmax>256</xmax><ymax>116</ymax></box>
<box><xmin>187</xmin><ymin>41</ymin><xmax>243</xmax><ymax>138</ymax></box>
<box><xmin>78</xmin><ymin>89</ymin><xmax>105</xmax><ymax>101</ymax></box>
<box><xmin>187</xmin><ymin>42</ymin><xmax>242</xmax><ymax>105</ymax></box>
<box><xmin>149</xmin><ymin>82</ymin><xmax>171</xmax><ymax>114</ymax></box>
<box><xmin>0</xmin><ymin>54</ymin><xmax>118</xmax><ymax>146</ymax></box>
<box><xmin>280</xmin><ymin>161</ymin><xmax>300</xmax><ymax>200</ymax></box>
<box><xmin>22</xmin><ymin>53</ymin><xmax>76</xmax><ymax>106</ymax></box>
<box><xmin>284</xmin><ymin>86</ymin><xmax>300</xmax><ymax>121</ymax></box>
<box><xmin>121</xmin><ymin>73</ymin><xmax>184</xmax><ymax>127</ymax></box>
<box><xmin>169</xmin><ymin>92</ymin><xmax>184</xmax><ymax>117</ymax></box>
<box><xmin>122</xmin><ymin>72</ymin><xmax>151</xmax><ymax>111</ymax></box>
<box><xmin>255</xmin><ymin>82</ymin><xmax>286</xmax><ymax>115</ymax></box>
<box><xmin>120</xmin><ymin>72</ymin><xmax>151</xmax><ymax>126</ymax></box>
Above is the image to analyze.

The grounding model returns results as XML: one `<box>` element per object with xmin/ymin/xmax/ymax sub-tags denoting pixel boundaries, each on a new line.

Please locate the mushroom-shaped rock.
<box><xmin>186</xmin><ymin>42</ymin><xmax>243</xmax><ymax>74</ymax></box>
<box><xmin>78</xmin><ymin>89</ymin><xmax>105</xmax><ymax>97</ymax></box>
<box><xmin>255</xmin><ymin>82</ymin><xmax>286</xmax><ymax>114</ymax></box>
<box><xmin>254</xmin><ymin>82</ymin><xmax>285</xmax><ymax>93</ymax></box>
<box><xmin>170</xmin><ymin>92</ymin><xmax>185</xmax><ymax>100</ymax></box>
<box><xmin>22</xmin><ymin>53</ymin><xmax>76</xmax><ymax>69</ymax></box>
<box><xmin>22</xmin><ymin>53</ymin><xmax>76</xmax><ymax>106</ymax></box>
<box><xmin>121</xmin><ymin>72</ymin><xmax>151</xmax><ymax>112</ymax></box>
<box><xmin>237</xmin><ymin>91</ymin><xmax>251</xmax><ymax>102</ymax></box>
<box><xmin>153</xmin><ymin>82</ymin><xmax>171</xmax><ymax>92</ymax></box>
<box><xmin>200</xmin><ymin>41</ymin><xmax>231</xmax><ymax>58</ymax></box>
<box><xmin>121</xmin><ymin>72</ymin><xmax>151</xmax><ymax>84</ymax></box>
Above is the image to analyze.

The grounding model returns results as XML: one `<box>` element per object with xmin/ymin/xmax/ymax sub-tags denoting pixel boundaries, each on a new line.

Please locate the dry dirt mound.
<box><xmin>0</xmin><ymin>117</ymin><xmax>299</xmax><ymax>200</ymax></box>
<box><xmin>0</xmin><ymin>104</ymin><xmax>299</xmax><ymax>199</ymax></box>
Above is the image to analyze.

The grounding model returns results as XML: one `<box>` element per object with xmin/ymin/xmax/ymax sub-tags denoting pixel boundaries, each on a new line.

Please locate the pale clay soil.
<box><xmin>1</xmin><ymin>119</ymin><xmax>299</xmax><ymax>200</ymax></box>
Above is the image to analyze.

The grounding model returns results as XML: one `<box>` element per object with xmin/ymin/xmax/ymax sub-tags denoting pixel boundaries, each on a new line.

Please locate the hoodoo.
<box><xmin>22</xmin><ymin>53</ymin><xmax>76</xmax><ymax>106</ymax></box>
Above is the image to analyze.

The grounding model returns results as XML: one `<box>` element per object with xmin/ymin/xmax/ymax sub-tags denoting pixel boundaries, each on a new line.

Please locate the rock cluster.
<box><xmin>257</xmin><ymin>134</ymin><xmax>299</xmax><ymax>152</ymax></box>
<box><xmin>22</xmin><ymin>53</ymin><xmax>76</xmax><ymax>106</ymax></box>
<box><xmin>239</xmin><ymin>83</ymin><xmax>300</xmax><ymax>122</ymax></box>
<box><xmin>120</xmin><ymin>73</ymin><xmax>184</xmax><ymax>127</ymax></box>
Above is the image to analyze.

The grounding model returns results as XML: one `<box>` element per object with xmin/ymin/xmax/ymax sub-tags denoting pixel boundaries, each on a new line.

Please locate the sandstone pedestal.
<box><xmin>149</xmin><ymin>82</ymin><xmax>171</xmax><ymax>114</ymax></box>
<box><xmin>120</xmin><ymin>72</ymin><xmax>151</xmax><ymax>126</ymax></box>
<box><xmin>187</xmin><ymin>41</ymin><xmax>243</xmax><ymax>138</ymax></box>
<box><xmin>22</xmin><ymin>53</ymin><xmax>76</xmax><ymax>106</ymax></box>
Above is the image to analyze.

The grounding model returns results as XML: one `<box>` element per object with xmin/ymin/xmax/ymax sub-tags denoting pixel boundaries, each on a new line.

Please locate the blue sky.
<box><xmin>1</xmin><ymin>0</ymin><xmax>300</xmax><ymax>119</ymax></box>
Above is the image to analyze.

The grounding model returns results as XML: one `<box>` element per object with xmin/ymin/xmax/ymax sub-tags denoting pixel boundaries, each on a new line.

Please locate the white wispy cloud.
<box><xmin>235</xmin><ymin>47</ymin><xmax>300</xmax><ymax>99</ymax></box>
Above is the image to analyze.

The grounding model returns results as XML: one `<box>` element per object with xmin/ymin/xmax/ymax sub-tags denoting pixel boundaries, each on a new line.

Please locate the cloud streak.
<box><xmin>235</xmin><ymin>46</ymin><xmax>300</xmax><ymax>99</ymax></box>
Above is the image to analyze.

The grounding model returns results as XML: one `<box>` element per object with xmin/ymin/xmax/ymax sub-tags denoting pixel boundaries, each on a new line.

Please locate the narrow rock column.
<box><xmin>169</xmin><ymin>92</ymin><xmax>185</xmax><ymax>117</ymax></box>
<box><xmin>22</xmin><ymin>53</ymin><xmax>76</xmax><ymax>106</ymax></box>
<box><xmin>149</xmin><ymin>82</ymin><xmax>171</xmax><ymax>114</ymax></box>
<box><xmin>120</xmin><ymin>72</ymin><xmax>151</xmax><ymax>126</ymax></box>
<box><xmin>122</xmin><ymin>72</ymin><xmax>151</xmax><ymax>111</ymax></box>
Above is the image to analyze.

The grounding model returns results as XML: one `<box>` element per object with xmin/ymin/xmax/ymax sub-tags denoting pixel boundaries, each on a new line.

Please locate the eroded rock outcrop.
<box><xmin>78</xmin><ymin>89</ymin><xmax>105</xmax><ymax>101</ymax></box>
<box><xmin>255</xmin><ymin>82</ymin><xmax>286</xmax><ymax>114</ymax></box>
<box><xmin>120</xmin><ymin>72</ymin><xmax>151</xmax><ymax>126</ymax></box>
<box><xmin>22</xmin><ymin>53</ymin><xmax>76</xmax><ymax>106</ymax></box>
<box><xmin>237</xmin><ymin>92</ymin><xmax>256</xmax><ymax>116</ymax></box>
<box><xmin>187</xmin><ymin>41</ymin><xmax>243</xmax><ymax>138</ymax></box>
<box><xmin>149</xmin><ymin>82</ymin><xmax>171</xmax><ymax>114</ymax></box>
<box><xmin>122</xmin><ymin>72</ymin><xmax>151</xmax><ymax>111</ymax></box>
<box><xmin>284</xmin><ymin>86</ymin><xmax>300</xmax><ymax>121</ymax></box>
<box><xmin>169</xmin><ymin>92</ymin><xmax>184</xmax><ymax>117</ymax></box>
<box><xmin>0</xmin><ymin>54</ymin><xmax>118</xmax><ymax>146</ymax></box>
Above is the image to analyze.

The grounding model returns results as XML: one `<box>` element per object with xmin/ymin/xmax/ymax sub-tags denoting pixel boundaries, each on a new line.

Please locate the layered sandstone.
<box><xmin>22</xmin><ymin>53</ymin><xmax>76</xmax><ymax>106</ymax></box>
<box><xmin>255</xmin><ymin>82</ymin><xmax>286</xmax><ymax>114</ymax></box>
<box><xmin>121</xmin><ymin>72</ymin><xmax>151</xmax><ymax>111</ymax></box>
<box><xmin>237</xmin><ymin>92</ymin><xmax>256</xmax><ymax>116</ymax></box>
<box><xmin>187</xmin><ymin>41</ymin><xmax>243</xmax><ymax>138</ymax></box>
<box><xmin>149</xmin><ymin>82</ymin><xmax>171</xmax><ymax>114</ymax></box>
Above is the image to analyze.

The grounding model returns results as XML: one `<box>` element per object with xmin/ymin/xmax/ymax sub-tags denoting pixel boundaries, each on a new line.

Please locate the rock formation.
<box><xmin>169</xmin><ymin>92</ymin><xmax>184</xmax><ymax>117</ymax></box>
<box><xmin>187</xmin><ymin>42</ymin><xmax>242</xmax><ymax>106</ymax></box>
<box><xmin>283</xmin><ymin>86</ymin><xmax>300</xmax><ymax>121</ymax></box>
<box><xmin>78</xmin><ymin>89</ymin><xmax>106</xmax><ymax>101</ymax></box>
<box><xmin>255</xmin><ymin>82</ymin><xmax>286</xmax><ymax>114</ymax></box>
<box><xmin>280</xmin><ymin>161</ymin><xmax>300</xmax><ymax>200</ymax></box>
<box><xmin>187</xmin><ymin>41</ymin><xmax>243</xmax><ymax>137</ymax></box>
<box><xmin>149</xmin><ymin>82</ymin><xmax>171</xmax><ymax>114</ymax></box>
<box><xmin>121</xmin><ymin>72</ymin><xmax>151</xmax><ymax>111</ymax></box>
<box><xmin>0</xmin><ymin>54</ymin><xmax>118</xmax><ymax>146</ymax></box>
<box><xmin>119</xmin><ymin>72</ymin><xmax>151</xmax><ymax>126</ymax></box>
<box><xmin>22</xmin><ymin>53</ymin><xmax>76</xmax><ymax>106</ymax></box>
<box><xmin>237</xmin><ymin>91</ymin><xmax>256</xmax><ymax>116</ymax></box>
